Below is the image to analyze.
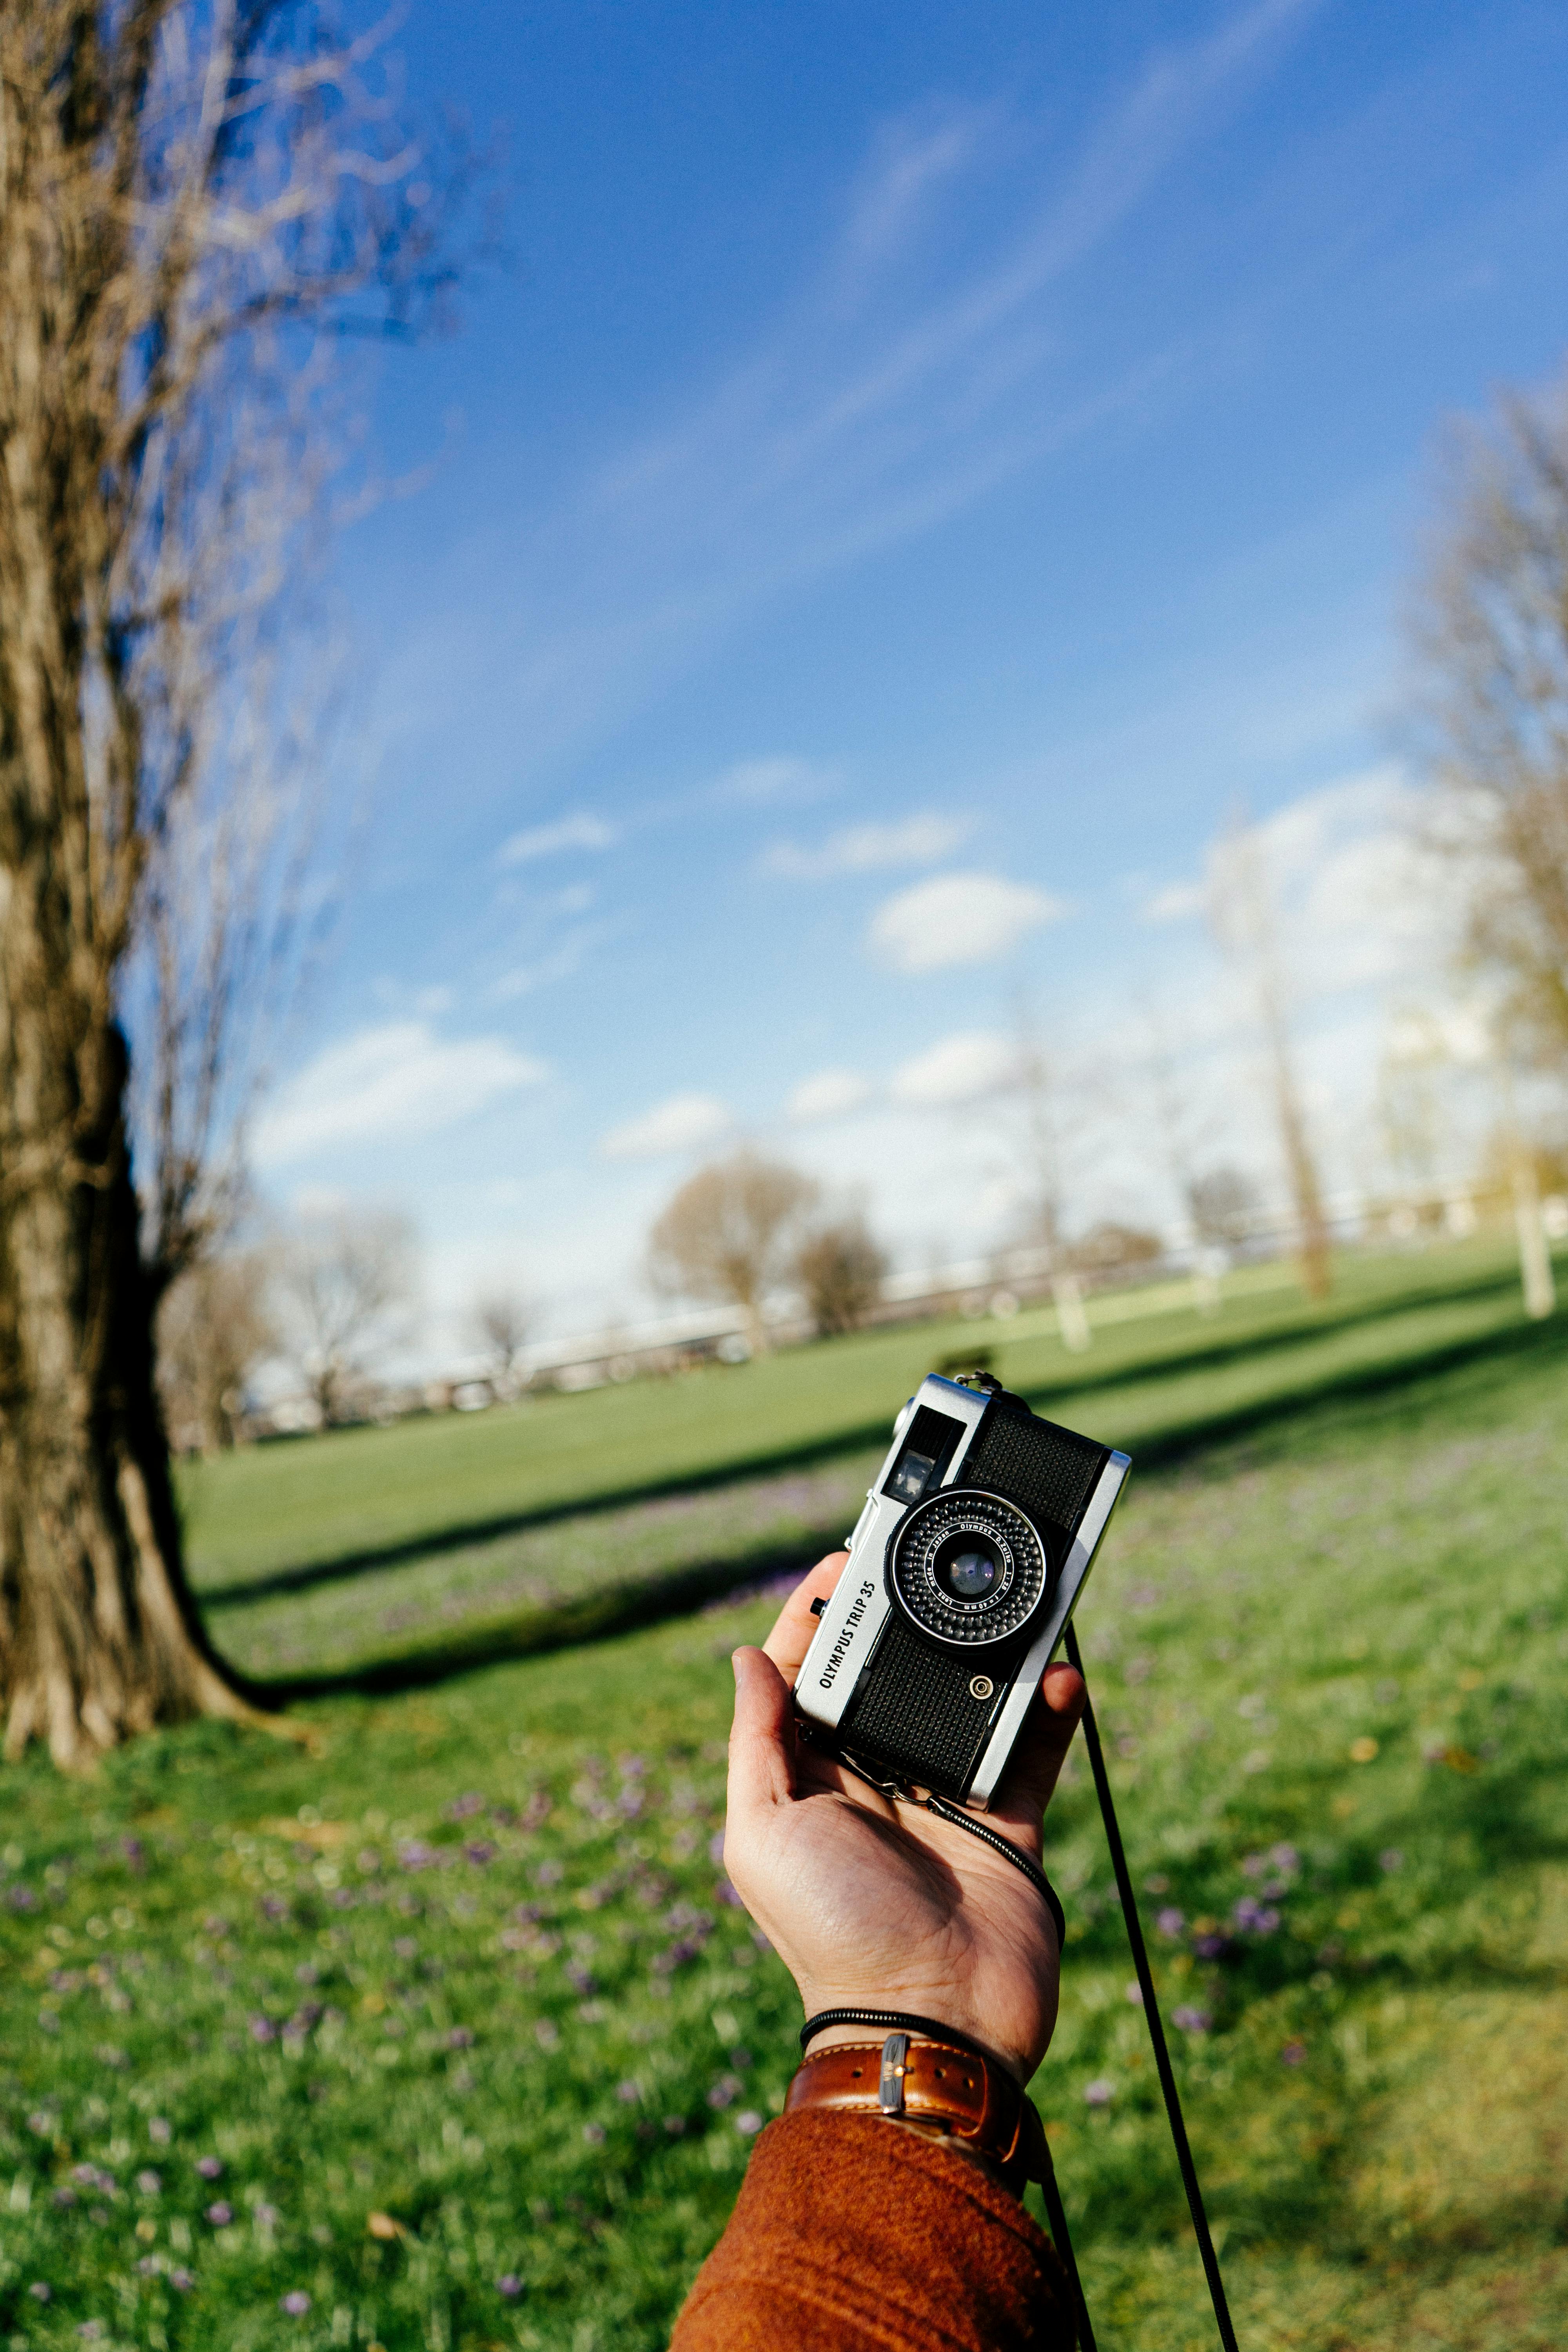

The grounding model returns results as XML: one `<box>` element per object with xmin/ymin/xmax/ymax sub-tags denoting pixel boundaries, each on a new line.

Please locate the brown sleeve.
<box><xmin>669</xmin><ymin>2109</ymin><xmax>1074</xmax><ymax>2352</ymax></box>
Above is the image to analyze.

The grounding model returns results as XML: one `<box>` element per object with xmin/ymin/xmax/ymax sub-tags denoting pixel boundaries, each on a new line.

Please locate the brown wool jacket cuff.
<box><xmin>669</xmin><ymin>2109</ymin><xmax>1074</xmax><ymax>2351</ymax></box>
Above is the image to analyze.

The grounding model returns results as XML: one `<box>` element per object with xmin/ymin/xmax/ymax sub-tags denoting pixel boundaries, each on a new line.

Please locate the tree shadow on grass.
<box><xmin>220</xmin><ymin>1311</ymin><xmax>1568</xmax><ymax>1710</ymax></box>
<box><xmin>200</xmin><ymin>1269</ymin><xmax>1549</xmax><ymax>1622</ymax></box>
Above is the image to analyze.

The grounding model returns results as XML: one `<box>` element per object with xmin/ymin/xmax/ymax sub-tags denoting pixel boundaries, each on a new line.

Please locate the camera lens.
<box><xmin>937</xmin><ymin>1541</ymin><xmax>1000</xmax><ymax>1601</ymax></box>
<box><xmin>887</xmin><ymin>1488</ymin><xmax>1049</xmax><ymax>1648</ymax></box>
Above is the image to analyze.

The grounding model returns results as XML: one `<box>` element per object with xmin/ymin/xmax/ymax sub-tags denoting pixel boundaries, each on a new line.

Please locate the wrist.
<box><xmin>801</xmin><ymin>2020</ymin><xmax>1025</xmax><ymax>2085</ymax></box>
<box><xmin>794</xmin><ymin>1983</ymin><xmax>1042</xmax><ymax>2081</ymax></box>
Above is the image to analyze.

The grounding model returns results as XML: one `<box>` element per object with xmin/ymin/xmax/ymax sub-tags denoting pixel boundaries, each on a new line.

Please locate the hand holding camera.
<box><xmin>724</xmin><ymin>1555</ymin><xmax>1085</xmax><ymax>2082</ymax></box>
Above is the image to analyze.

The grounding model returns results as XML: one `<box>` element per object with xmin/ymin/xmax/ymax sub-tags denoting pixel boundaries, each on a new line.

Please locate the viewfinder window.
<box><xmin>887</xmin><ymin>1448</ymin><xmax>934</xmax><ymax>1503</ymax></box>
<box><xmin>881</xmin><ymin>1406</ymin><xmax>965</xmax><ymax>1505</ymax></box>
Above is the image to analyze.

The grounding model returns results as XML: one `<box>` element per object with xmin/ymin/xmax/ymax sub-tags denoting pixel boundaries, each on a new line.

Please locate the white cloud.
<box><xmin>712</xmin><ymin>757</ymin><xmax>828</xmax><ymax>807</ymax></box>
<box><xmin>766</xmin><ymin>813</ymin><xmax>971</xmax><ymax>879</ymax></box>
<box><xmin>787</xmin><ymin>1069</ymin><xmax>872</xmax><ymax>1124</ymax></box>
<box><xmin>1143</xmin><ymin>877</ymin><xmax>1207</xmax><ymax>924</ymax></box>
<box><xmin>890</xmin><ymin>1029</ymin><xmax>1017</xmax><ymax>1107</ymax></box>
<box><xmin>599</xmin><ymin>1091</ymin><xmax>731</xmax><ymax>1160</ymax></box>
<box><xmin>254</xmin><ymin>1023</ymin><xmax>548</xmax><ymax>1167</ymax></box>
<box><xmin>869</xmin><ymin>871</ymin><xmax>1065</xmax><ymax>973</ymax></box>
<box><xmin>499</xmin><ymin>813</ymin><xmax>617</xmax><ymax>867</ymax></box>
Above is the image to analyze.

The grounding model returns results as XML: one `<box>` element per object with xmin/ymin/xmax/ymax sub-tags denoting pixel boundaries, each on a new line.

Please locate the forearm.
<box><xmin>670</xmin><ymin>2109</ymin><xmax>1074</xmax><ymax>2352</ymax></box>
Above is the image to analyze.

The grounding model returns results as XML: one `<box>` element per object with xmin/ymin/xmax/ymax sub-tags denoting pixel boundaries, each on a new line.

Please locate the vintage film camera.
<box><xmin>793</xmin><ymin>1372</ymin><xmax>1129</xmax><ymax>1807</ymax></box>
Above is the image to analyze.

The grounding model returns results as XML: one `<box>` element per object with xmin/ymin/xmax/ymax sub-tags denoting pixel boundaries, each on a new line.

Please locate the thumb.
<box><xmin>726</xmin><ymin>1644</ymin><xmax>796</xmax><ymax>1824</ymax></box>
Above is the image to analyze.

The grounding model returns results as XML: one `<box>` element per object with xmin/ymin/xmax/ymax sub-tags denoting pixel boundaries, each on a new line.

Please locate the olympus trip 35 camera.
<box><xmin>794</xmin><ymin>1373</ymin><xmax>1130</xmax><ymax>1809</ymax></box>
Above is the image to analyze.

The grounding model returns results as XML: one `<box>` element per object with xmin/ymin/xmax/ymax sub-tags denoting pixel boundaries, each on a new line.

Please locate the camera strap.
<box><xmin>1063</xmin><ymin>1622</ymin><xmax>1241</xmax><ymax>2352</ymax></box>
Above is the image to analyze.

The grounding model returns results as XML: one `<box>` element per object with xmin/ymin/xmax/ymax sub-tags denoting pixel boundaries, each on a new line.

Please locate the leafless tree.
<box><xmin>156</xmin><ymin>1251</ymin><xmax>275</xmax><ymax>1454</ymax></box>
<box><xmin>0</xmin><ymin>4</ymin><xmax>478</xmax><ymax>1763</ymax></box>
<box><xmin>794</xmin><ymin>1214</ymin><xmax>887</xmax><ymax>1338</ymax></box>
<box><xmin>1064</xmin><ymin>1222</ymin><xmax>1162</xmax><ymax>1279</ymax></box>
<box><xmin>1186</xmin><ymin>1165</ymin><xmax>1261</xmax><ymax>1251</ymax></box>
<box><xmin>986</xmin><ymin>1005</ymin><xmax>1095</xmax><ymax>1349</ymax></box>
<box><xmin>1406</xmin><ymin>372</ymin><xmax>1568</xmax><ymax>1071</ymax></box>
<box><xmin>270</xmin><ymin>1209</ymin><xmax>419</xmax><ymax>1425</ymax></box>
<box><xmin>648</xmin><ymin>1151</ymin><xmax>819</xmax><ymax>1355</ymax></box>
<box><xmin>469</xmin><ymin>1287</ymin><xmax>536</xmax><ymax>1390</ymax></box>
<box><xmin>1209</xmin><ymin>817</ymin><xmax>1332</xmax><ymax>1298</ymax></box>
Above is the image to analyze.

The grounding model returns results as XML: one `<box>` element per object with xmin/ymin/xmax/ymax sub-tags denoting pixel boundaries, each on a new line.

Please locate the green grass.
<box><xmin>3</xmin><ymin>1309</ymin><xmax>1564</xmax><ymax>2349</ymax></box>
<box><xmin>196</xmin><ymin>1237</ymin><xmax>1554</xmax><ymax>1692</ymax></box>
<box><xmin>180</xmin><ymin>1240</ymin><xmax>1526</xmax><ymax>1600</ymax></box>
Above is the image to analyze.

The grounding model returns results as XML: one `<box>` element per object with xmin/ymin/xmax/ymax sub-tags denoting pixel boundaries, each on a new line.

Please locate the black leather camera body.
<box><xmin>793</xmin><ymin>1372</ymin><xmax>1129</xmax><ymax>1808</ymax></box>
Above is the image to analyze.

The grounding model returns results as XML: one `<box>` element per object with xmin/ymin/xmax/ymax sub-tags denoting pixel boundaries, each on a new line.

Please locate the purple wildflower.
<box><xmin>149</xmin><ymin>2118</ymin><xmax>171</xmax><ymax>2145</ymax></box>
<box><xmin>1156</xmin><ymin>1907</ymin><xmax>1185</xmax><ymax>1938</ymax></box>
<box><xmin>203</xmin><ymin>1915</ymin><xmax>232</xmax><ymax>1937</ymax></box>
<box><xmin>205</xmin><ymin>2201</ymin><xmax>233</xmax><ymax>2226</ymax></box>
<box><xmin>1125</xmin><ymin>1982</ymin><xmax>1145</xmax><ymax>2005</ymax></box>
<box><xmin>582</xmin><ymin>2122</ymin><xmax>606</xmax><ymax>2145</ymax></box>
<box><xmin>616</xmin><ymin>2080</ymin><xmax>641</xmax><ymax>2103</ymax></box>
<box><xmin>27</xmin><ymin>2283</ymin><xmax>51</xmax><ymax>2303</ymax></box>
<box><xmin>497</xmin><ymin>2274</ymin><xmax>523</xmax><ymax>2298</ymax></box>
<box><xmin>1379</xmin><ymin>1848</ymin><xmax>1404</xmax><ymax>1873</ymax></box>
<box><xmin>1280</xmin><ymin>2040</ymin><xmax>1306</xmax><ymax>2067</ymax></box>
<box><xmin>170</xmin><ymin>2269</ymin><xmax>195</xmax><ymax>2292</ymax></box>
<box><xmin>8</xmin><ymin>1885</ymin><xmax>38</xmax><ymax>1912</ymax></box>
<box><xmin>135</xmin><ymin>2171</ymin><xmax>162</xmax><ymax>2196</ymax></box>
<box><xmin>279</xmin><ymin>2290</ymin><xmax>312</xmax><ymax>2316</ymax></box>
<box><xmin>1082</xmin><ymin>2080</ymin><xmax>1114</xmax><ymax>2107</ymax></box>
<box><xmin>249</xmin><ymin>2014</ymin><xmax>279</xmax><ymax>2044</ymax></box>
<box><xmin>1194</xmin><ymin>1932</ymin><xmax>1230</xmax><ymax>1960</ymax></box>
<box><xmin>195</xmin><ymin>2156</ymin><xmax>224</xmax><ymax>2180</ymax></box>
<box><xmin>735</xmin><ymin>2110</ymin><xmax>763</xmax><ymax>2136</ymax></box>
<box><xmin>1172</xmin><ymin>2005</ymin><xmax>1212</xmax><ymax>2033</ymax></box>
<box><xmin>465</xmin><ymin>1840</ymin><xmax>495</xmax><ymax>1866</ymax></box>
<box><xmin>708</xmin><ymin>1831</ymin><xmax>726</xmax><ymax>1864</ymax></box>
<box><xmin>564</xmin><ymin>1964</ymin><xmax>597</xmax><ymax>1996</ymax></box>
<box><xmin>447</xmin><ymin>1792</ymin><xmax>486</xmax><ymax>1819</ymax></box>
<box><xmin>1269</xmin><ymin>1844</ymin><xmax>1299</xmax><ymax>1874</ymax></box>
<box><xmin>707</xmin><ymin>2075</ymin><xmax>743</xmax><ymax>2110</ymax></box>
<box><xmin>53</xmin><ymin>2188</ymin><xmax>77</xmax><ymax>2208</ymax></box>
<box><xmin>254</xmin><ymin>2203</ymin><xmax>280</xmax><ymax>2228</ymax></box>
<box><xmin>260</xmin><ymin>1895</ymin><xmax>289</xmax><ymax>1921</ymax></box>
<box><xmin>77</xmin><ymin>2323</ymin><xmax>105</xmax><ymax>2341</ymax></box>
<box><xmin>447</xmin><ymin>2027</ymin><xmax>475</xmax><ymax>2049</ymax></box>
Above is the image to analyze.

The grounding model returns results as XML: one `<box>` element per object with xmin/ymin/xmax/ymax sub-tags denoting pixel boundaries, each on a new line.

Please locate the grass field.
<box><xmin>189</xmin><ymin>1238</ymin><xmax>1553</xmax><ymax>1691</ymax></box>
<box><xmin>2</xmin><ymin>1254</ymin><xmax>1564</xmax><ymax>2350</ymax></box>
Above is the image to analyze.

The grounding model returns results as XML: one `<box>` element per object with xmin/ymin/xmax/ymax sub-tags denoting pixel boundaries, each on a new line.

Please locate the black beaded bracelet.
<box><xmin>798</xmin><ymin>2008</ymin><xmax>997</xmax><ymax>2063</ymax></box>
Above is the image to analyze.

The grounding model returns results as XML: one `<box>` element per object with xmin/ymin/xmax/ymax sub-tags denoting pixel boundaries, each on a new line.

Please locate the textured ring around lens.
<box><xmin>888</xmin><ymin>1488</ymin><xmax>1047</xmax><ymax>1647</ymax></box>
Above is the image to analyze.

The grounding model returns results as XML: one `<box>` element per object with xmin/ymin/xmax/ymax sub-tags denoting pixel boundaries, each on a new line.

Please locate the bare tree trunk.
<box><xmin>1210</xmin><ymin>817</ymin><xmax>1333</xmax><ymax>1302</ymax></box>
<box><xmin>0</xmin><ymin>1015</ymin><xmax>250</xmax><ymax>1769</ymax></box>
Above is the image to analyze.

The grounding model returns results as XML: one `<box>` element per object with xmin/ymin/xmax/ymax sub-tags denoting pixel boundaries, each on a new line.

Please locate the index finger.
<box><xmin>761</xmin><ymin>1552</ymin><xmax>850</xmax><ymax>1681</ymax></box>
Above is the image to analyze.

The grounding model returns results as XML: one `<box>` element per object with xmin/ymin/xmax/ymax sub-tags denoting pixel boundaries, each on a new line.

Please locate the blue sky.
<box><xmin>247</xmin><ymin>0</ymin><xmax>1568</xmax><ymax>1345</ymax></box>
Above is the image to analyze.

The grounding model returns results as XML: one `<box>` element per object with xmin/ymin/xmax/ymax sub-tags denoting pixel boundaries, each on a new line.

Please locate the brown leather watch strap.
<box><xmin>784</xmin><ymin>2033</ymin><xmax>1047</xmax><ymax>2189</ymax></box>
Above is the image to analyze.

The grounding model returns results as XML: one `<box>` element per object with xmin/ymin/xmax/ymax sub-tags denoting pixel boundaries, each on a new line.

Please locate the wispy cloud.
<box><xmin>787</xmin><ymin>1068</ymin><xmax>872</xmax><ymax>1124</ymax></box>
<box><xmin>254</xmin><ymin>1023</ymin><xmax>547</xmax><ymax>1166</ymax></box>
<box><xmin>499</xmin><ymin>813</ymin><xmax>618</xmax><ymax>867</ymax></box>
<box><xmin>404</xmin><ymin>1</ymin><xmax>1318</xmax><ymax>791</ymax></box>
<box><xmin>765</xmin><ymin>812</ymin><xmax>970</xmax><ymax>879</ymax></box>
<box><xmin>599</xmin><ymin>1091</ymin><xmax>731</xmax><ymax>1161</ymax></box>
<box><xmin>890</xmin><ymin>1029</ymin><xmax>1017</xmax><ymax>1107</ymax></box>
<box><xmin>869</xmin><ymin>870</ymin><xmax>1064</xmax><ymax>973</ymax></box>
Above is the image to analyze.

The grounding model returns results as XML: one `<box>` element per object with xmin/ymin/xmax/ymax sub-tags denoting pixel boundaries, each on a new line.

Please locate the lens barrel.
<box><xmin>887</xmin><ymin>1488</ymin><xmax>1048</xmax><ymax>1648</ymax></box>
